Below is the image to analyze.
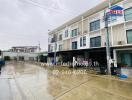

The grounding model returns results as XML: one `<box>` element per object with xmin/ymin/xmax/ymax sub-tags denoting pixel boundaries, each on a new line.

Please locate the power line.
<box><xmin>20</xmin><ymin>0</ymin><xmax>77</xmax><ymax>15</ymax></box>
<box><xmin>29</xmin><ymin>0</ymin><xmax>76</xmax><ymax>14</ymax></box>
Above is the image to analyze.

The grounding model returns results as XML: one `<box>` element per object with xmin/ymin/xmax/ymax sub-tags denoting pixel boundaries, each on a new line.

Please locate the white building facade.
<box><xmin>3</xmin><ymin>46</ymin><xmax>40</xmax><ymax>61</ymax></box>
<box><xmin>48</xmin><ymin>0</ymin><xmax>132</xmax><ymax>68</ymax></box>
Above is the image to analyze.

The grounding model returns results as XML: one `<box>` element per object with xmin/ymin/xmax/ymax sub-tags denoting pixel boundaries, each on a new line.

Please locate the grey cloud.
<box><xmin>0</xmin><ymin>0</ymin><xmax>101</xmax><ymax>51</ymax></box>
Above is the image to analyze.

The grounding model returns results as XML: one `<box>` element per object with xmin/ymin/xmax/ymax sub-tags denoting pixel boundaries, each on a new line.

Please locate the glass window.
<box><xmin>71</xmin><ymin>29</ymin><xmax>78</xmax><ymax>37</ymax></box>
<box><xmin>106</xmin><ymin>12</ymin><xmax>117</xmax><ymax>23</ymax></box>
<box><xmin>90</xmin><ymin>36</ymin><xmax>101</xmax><ymax>47</ymax></box>
<box><xmin>59</xmin><ymin>45</ymin><xmax>62</xmax><ymax>51</ymax></box>
<box><xmin>111</xmin><ymin>16</ymin><xmax>117</xmax><ymax>22</ymax></box>
<box><xmin>125</xmin><ymin>7</ymin><xmax>132</xmax><ymax>21</ymax></box>
<box><xmin>51</xmin><ymin>46</ymin><xmax>53</xmax><ymax>52</ymax></box>
<box><xmin>59</xmin><ymin>34</ymin><xmax>62</xmax><ymax>41</ymax></box>
<box><xmin>127</xmin><ymin>29</ymin><xmax>132</xmax><ymax>44</ymax></box>
<box><xmin>65</xmin><ymin>30</ymin><xmax>68</xmax><ymax>37</ymax></box>
<box><xmin>90</xmin><ymin>20</ymin><xmax>100</xmax><ymax>31</ymax></box>
<box><xmin>72</xmin><ymin>41</ymin><xmax>77</xmax><ymax>49</ymax></box>
<box><xmin>80</xmin><ymin>37</ymin><xmax>82</xmax><ymax>47</ymax></box>
<box><xmin>83</xmin><ymin>36</ymin><xmax>86</xmax><ymax>46</ymax></box>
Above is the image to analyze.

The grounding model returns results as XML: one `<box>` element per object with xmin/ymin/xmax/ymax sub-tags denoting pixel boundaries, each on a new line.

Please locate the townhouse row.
<box><xmin>48</xmin><ymin>0</ymin><xmax>132</xmax><ymax>68</ymax></box>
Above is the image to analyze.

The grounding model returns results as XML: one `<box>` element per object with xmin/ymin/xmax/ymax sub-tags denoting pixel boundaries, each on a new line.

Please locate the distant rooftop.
<box><xmin>12</xmin><ymin>46</ymin><xmax>39</xmax><ymax>48</ymax></box>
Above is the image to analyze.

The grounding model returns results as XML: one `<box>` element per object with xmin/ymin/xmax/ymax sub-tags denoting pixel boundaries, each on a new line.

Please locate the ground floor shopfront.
<box><xmin>113</xmin><ymin>46</ymin><xmax>132</xmax><ymax>76</ymax></box>
<box><xmin>48</xmin><ymin>45</ymin><xmax>132</xmax><ymax>76</ymax></box>
<box><xmin>48</xmin><ymin>47</ymin><xmax>111</xmax><ymax>67</ymax></box>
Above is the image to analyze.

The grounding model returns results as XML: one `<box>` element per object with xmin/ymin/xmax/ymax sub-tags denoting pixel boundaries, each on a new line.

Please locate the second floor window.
<box><xmin>83</xmin><ymin>36</ymin><xmax>86</xmax><ymax>46</ymax></box>
<box><xmin>90</xmin><ymin>36</ymin><xmax>101</xmax><ymax>47</ymax></box>
<box><xmin>80</xmin><ymin>37</ymin><xmax>82</xmax><ymax>47</ymax></box>
<box><xmin>59</xmin><ymin>34</ymin><xmax>62</xmax><ymax>41</ymax></box>
<box><xmin>71</xmin><ymin>29</ymin><xmax>78</xmax><ymax>37</ymax></box>
<box><xmin>59</xmin><ymin>45</ymin><xmax>62</xmax><ymax>51</ymax></box>
<box><xmin>80</xmin><ymin>36</ymin><xmax>86</xmax><ymax>47</ymax></box>
<box><xmin>72</xmin><ymin>41</ymin><xmax>77</xmax><ymax>49</ymax></box>
<box><xmin>90</xmin><ymin>20</ymin><xmax>100</xmax><ymax>31</ymax></box>
<box><xmin>105</xmin><ymin>12</ymin><xmax>117</xmax><ymax>23</ymax></box>
<box><xmin>125</xmin><ymin>7</ymin><xmax>132</xmax><ymax>21</ymax></box>
<box><xmin>65</xmin><ymin>30</ymin><xmax>68</xmax><ymax>37</ymax></box>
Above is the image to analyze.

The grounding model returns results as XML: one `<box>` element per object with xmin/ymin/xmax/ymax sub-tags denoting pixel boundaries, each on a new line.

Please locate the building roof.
<box><xmin>49</xmin><ymin>0</ymin><xmax>123</xmax><ymax>35</ymax></box>
<box><xmin>12</xmin><ymin>46</ymin><xmax>39</xmax><ymax>49</ymax></box>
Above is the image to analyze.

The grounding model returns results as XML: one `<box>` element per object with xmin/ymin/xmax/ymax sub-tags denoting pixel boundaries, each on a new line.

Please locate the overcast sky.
<box><xmin>0</xmin><ymin>0</ymin><xmax>102</xmax><ymax>51</ymax></box>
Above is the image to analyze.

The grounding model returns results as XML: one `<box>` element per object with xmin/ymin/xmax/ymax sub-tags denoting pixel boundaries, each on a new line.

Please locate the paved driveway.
<box><xmin>0</xmin><ymin>62</ymin><xmax>132</xmax><ymax>100</ymax></box>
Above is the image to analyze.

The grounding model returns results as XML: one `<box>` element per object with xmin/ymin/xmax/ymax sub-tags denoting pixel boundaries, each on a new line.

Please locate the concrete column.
<box><xmin>82</xmin><ymin>16</ymin><xmax>84</xmax><ymax>35</ymax></box>
<box><xmin>113</xmin><ymin>49</ymin><xmax>117</xmax><ymax>67</ymax></box>
<box><xmin>111</xmin><ymin>26</ymin><xmax>114</xmax><ymax>46</ymax></box>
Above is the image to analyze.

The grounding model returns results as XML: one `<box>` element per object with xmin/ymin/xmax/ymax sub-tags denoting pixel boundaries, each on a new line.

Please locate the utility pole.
<box><xmin>104</xmin><ymin>0</ymin><xmax>112</xmax><ymax>75</ymax></box>
<box><xmin>54</xmin><ymin>34</ymin><xmax>57</xmax><ymax>66</ymax></box>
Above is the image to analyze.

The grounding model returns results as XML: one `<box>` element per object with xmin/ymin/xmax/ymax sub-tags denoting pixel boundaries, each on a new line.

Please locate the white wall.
<box><xmin>3</xmin><ymin>51</ymin><xmax>38</xmax><ymax>61</ymax></box>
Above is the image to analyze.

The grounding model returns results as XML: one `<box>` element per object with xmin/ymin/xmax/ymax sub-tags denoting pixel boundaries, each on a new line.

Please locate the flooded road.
<box><xmin>0</xmin><ymin>62</ymin><xmax>132</xmax><ymax>100</ymax></box>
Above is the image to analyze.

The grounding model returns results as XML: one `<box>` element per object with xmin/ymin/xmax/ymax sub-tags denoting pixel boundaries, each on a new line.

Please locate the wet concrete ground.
<box><xmin>0</xmin><ymin>62</ymin><xmax>132</xmax><ymax>100</ymax></box>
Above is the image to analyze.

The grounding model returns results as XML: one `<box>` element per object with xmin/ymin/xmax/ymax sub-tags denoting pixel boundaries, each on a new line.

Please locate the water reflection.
<box><xmin>0</xmin><ymin>62</ymin><xmax>132</xmax><ymax>100</ymax></box>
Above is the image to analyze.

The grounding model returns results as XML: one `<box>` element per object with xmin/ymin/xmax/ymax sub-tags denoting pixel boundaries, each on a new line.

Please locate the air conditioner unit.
<box><xmin>84</xmin><ymin>30</ymin><xmax>87</xmax><ymax>33</ymax></box>
<box><xmin>117</xmin><ymin>41</ymin><xmax>125</xmax><ymax>45</ymax></box>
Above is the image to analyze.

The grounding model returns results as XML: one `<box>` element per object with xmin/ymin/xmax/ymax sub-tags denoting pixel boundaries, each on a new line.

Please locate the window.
<box><xmin>59</xmin><ymin>34</ymin><xmax>62</xmax><ymax>41</ymax></box>
<box><xmin>51</xmin><ymin>46</ymin><xmax>53</xmax><ymax>52</ymax></box>
<box><xmin>71</xmin><ymin>29</ymin><xmax>78</xmax><ymax>37</ymax></box>
<box><xmin>125</xmin><ymin>7</ymin><xmax>132</xmax><ymax>21</ymax></box>
<box><xmin>90</xmin><ymin>36</ymin><xmax>101</xmax><ymax>47</ymax></box>
<box><xmin>48</xmin><ymin>45</ymin><xmax>50</xmax><ymax>52</ymax></box>
<box><xmin>80</xmin><ymin>37</ymin><xmax>82</xmax><ymax>47</ymax></box>
<box><xmin>65</xmin><ymin>30</ymin><xmax>68</xmax><ymax>37</ymax></box>
<box><xmin>105</xmin><ymin>12</ymin><xmax>117</xmax><ymax>23</ymax></box>
<box><xmin>90</xmin><ymin>20</ymin><xmax>100</xmax><ymax>31</ymax></box>
<box><xmin>127</xmin><ymin>29</ymin><xmax>132</xmax><ymax>44</ymax></box>
<box><xmin>83</xmin><ymin>36</ymin><xmax>86</xmax><ymax>46</ymax></box>
<box><xmin>111</xmin><ymin>16</ymin><xmax>117</xmax><ymax>22</ymax></box>
<box><xmin>72</xmin><ymin>41</ymin><xmax>77</xmax><ymax>49</ymax></box>
<box><xmin>59</xmin><ymin>45</ymin><xmax>62</xmax><ymax>51</ymax></box>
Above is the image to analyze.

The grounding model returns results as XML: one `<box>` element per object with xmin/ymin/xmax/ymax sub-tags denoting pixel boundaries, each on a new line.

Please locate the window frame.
<box><xmin>83</xmin><ymin>36</ymin><xmax>86</xmax><ymax>46</ymax></box>
<box><xmin>65</xmin><ymin>30</ymin><xmax>68</xmax><ymax>37</ymax></box>
<box><xmin>90</xmin><ymin>36</ymin><xmax>101</xmax><ymax>47</ymax></box>
<box><xmin>124</xmin><ymin>7</ymin><xmax>132</xmax><ymax>21</ymax></box>
<box><xmin>59</xmin><ymin>44</ymin><xmax>62</xmax><ymax>51</ymax></box>
<box><xmin>126</xmin><ymin>29</ymin><xmax>132</xmax><ymax>44</ymax></box>
<box><xmin>80</xmin><ymin>37</ymin><xmax>82</xmax><ymax>47</ymax></box>
<box><xmin>71</xmin><ymin>28</ymin><xmax>78</xmax><ymax>37</ymax></box>
<box><xmin>72</xmin><ymin>41</ymin><xmax>77</xmax><ymax>49</ymax></box>
<box><xmin>90</xmin><ymin>20</ymin><xmax>100</xmax><ymax>32</ymax></box>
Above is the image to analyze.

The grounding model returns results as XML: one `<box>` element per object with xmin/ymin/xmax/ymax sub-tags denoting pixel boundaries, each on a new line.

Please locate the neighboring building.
<box><xmin>3</xmin><ymin>46</ymin><xmax>40</xmax><ymax>61</ymax></box>
<box><xmin>48</xmin><ymin>0</ymin><xmax>132</xmax><ymax>69</ymax></box>
<box><xmin>10</xmin><ymin>46</ymin><xmax>39</xmax><ymax>53</ymax></box>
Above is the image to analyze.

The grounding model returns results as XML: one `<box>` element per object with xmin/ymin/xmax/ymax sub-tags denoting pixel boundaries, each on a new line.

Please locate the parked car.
<box><xmin>0</xmin><ymin>50</ymin><xmax>5</xmax><ymax>66</ymax></box>
<box><xmin>0</xmin><ymin>59</ymin><xmax>5</xmax><ymax>66</ymax></box>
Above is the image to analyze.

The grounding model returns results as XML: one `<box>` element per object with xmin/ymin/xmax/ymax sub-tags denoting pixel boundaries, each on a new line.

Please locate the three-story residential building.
<box><xmin>48</xmin><ymin>0</ymin><xmax>132</xmax><ymax>68</ymax></box>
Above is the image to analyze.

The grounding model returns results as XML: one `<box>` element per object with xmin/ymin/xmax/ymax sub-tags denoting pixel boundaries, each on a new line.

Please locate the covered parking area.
<box><xmin>48</xmin><ymin>47</ymin><xmax>113</xmax><ymax>67</ymax></box>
